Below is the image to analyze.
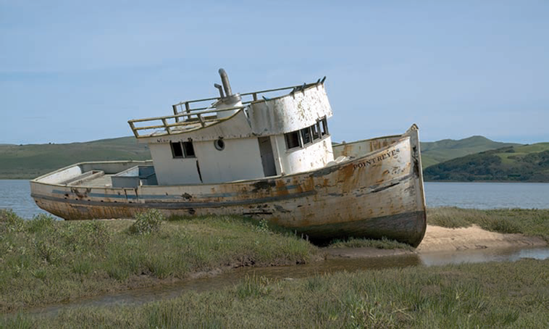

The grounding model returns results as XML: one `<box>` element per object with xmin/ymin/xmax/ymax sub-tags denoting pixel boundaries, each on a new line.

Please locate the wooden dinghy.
<box><xmin>31</xmin><ymin>69</ymin><xmax>426</xmax><ymax>246</ymax></box>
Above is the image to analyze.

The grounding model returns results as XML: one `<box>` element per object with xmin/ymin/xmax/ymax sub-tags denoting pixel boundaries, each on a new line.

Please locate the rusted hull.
<box><xmin>31</xmin><ymin>126</ymin><xmax>427</xmax><ymax>246</ymax></box>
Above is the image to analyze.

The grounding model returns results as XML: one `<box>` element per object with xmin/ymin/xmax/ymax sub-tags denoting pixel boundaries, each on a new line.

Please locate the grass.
<box><xmin>2</xmin><ymin>206</ymin><xmax>549</xmax><ymax>325</ymax></box>
<box><xmin>0</xmin><ymin>209</ymin><xmax>317</xmax><ymax>313</ymax></box>
<box><xmin>427</xmin><ymin>207</ymin><xmax>549</xmax><ymax>241</ymax></box>
<box><xmin>4</xmin><ymin>259</ymin><xmax>548</xmax><ymax>328</ymax></box>
<box><xmin>329</xmin><ymin>237</ymin><xmax>414</xmax><ymax>251</ymax></box>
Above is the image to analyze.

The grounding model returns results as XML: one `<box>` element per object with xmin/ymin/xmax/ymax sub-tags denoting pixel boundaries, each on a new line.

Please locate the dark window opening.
<box><xmin>301</xmin><ymin>127</ymin><xmax>312</xmax><ymax>145</ymax></box>
<box><xmin>285</xmin><ymin>131</ymin><xmax>300</xmax><ymax>149</ymax></box>
<box><xmin>171</xmin><ymin>141</ymin><xmax>195</xmax><ymax>158</ymax></box>
<box><xmin>182</xmin><ymin>141</ymin><xmax>195</xmax><ymax>157</ymax></box>
<box><xmin>171</xmin><ymin>142</ymin><xmax>184</xmax><ymax>158</ymax></box>
<box><xmin>320</xmin><ymin>118</ymin><xmax>329</xmax><ymax>136</ymax></box>
<box><xmin>311</xmin><ymin>123</ymin><xmax>320</xmax><ymax>140</ymax></box>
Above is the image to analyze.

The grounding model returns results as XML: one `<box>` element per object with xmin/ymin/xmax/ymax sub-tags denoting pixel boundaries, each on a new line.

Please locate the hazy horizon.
<box><xmin>0</xmin><ymin>133</ymin><xmax>539</xmax><ymax>146</ymax></box>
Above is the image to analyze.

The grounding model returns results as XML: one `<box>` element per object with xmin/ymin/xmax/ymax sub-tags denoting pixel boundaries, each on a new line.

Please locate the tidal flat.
<box><xmin>1</xmin><ymin>207</ymin><xmax>549</xmax><ymax>327</ymax></box>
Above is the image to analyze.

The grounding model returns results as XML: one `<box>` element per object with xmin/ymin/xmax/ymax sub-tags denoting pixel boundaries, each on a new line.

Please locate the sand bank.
<box><xmin>416</xmin><ymin>224</ymin><xmax>547</xmax><ymax>253</ymax></box>
<box><xmin>325</xmin><ymin>224</ymin><xmax>547</xmax><ymax>259</ymax></box>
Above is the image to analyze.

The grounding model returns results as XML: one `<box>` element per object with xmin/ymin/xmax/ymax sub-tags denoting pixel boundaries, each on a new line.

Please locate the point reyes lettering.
<box><xmin>353</xmin><ymin>148</ymin><xmax>400</xmax><ymax>169</ymax></box>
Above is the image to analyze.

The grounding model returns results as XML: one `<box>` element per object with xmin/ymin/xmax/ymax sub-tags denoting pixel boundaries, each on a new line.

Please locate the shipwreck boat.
<box><xmin>30</xmin><ymin>69</ymin><xmax>427</xmax><ymax>246</ymax></box>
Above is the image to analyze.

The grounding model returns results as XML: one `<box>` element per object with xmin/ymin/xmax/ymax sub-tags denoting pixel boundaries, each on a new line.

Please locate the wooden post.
<box><xmin>128</xmin><ymin>122</ymin><xmax>139</xmax><ymax>138</ymax></box>
<box><xmin>161</xmin><ymin>118</ymin><xmax>171</xmax><ymax>134</ymax></box>
<box><xmin>172</xmin><ymin>105</ymin><xmax>179</xmax><ymax>123</ymax></box>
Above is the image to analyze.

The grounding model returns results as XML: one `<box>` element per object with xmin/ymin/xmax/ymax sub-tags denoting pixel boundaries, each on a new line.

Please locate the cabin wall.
<box><xmin>194</xmin><ymin>138</ymin><xmax>264</xmax><ymax>183</ymax></box>
<box><xmin>149</xmin><ymin>138</ymin><xmax>265</xmax><ymax>185</ymax></box>
<box><xmin>148</xmin><ymin>144</ymin><xmax>202</xmax><ymax>185</ymax></box>
<box><xmin>274</xmin><ymin>136</ymin><xmax>335</xmax><ymax>175</ymax></box>
<box><xmin>248</xmin><ymin>84</ymin><xmax>333</xmax><ymax>135</ymax></box>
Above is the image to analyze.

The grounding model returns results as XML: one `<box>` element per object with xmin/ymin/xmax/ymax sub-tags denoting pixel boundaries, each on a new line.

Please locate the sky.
<box><xmin>1</xmin><ymin>0</ymin><xmax>548</xmax><ymax>145</ymax></box>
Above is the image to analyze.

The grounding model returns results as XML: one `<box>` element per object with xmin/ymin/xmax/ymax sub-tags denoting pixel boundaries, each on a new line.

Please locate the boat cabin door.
<box><xmin>258</xmin><ymin>137</ymin><xmax>277</xmax><ymax>177</ymax></box>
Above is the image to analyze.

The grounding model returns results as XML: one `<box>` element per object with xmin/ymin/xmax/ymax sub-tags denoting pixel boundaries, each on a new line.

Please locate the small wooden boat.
<box><xmin>30</xmin><ymin>69</ymin><xmax>427</xmax><ymax>246</ymax></box>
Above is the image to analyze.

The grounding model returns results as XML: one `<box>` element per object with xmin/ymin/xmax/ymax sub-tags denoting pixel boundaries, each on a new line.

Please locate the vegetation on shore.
<box><xmin>5</xmin><ymin>259</ymin><xmax>548</xmax><ymax>328</ymax></box>
<box><xmin>427</xmin><ymin>207</ymin><xmax>549</xmax><ymax>242</ymax></box>
<box><xmin>424</xmin><ymin>143</ymin><xmax>549</xmax><ymax>182</ymax></box>
<box><xmin>0</xmin><ymin>209</ymin><xmax>317</xmax><ymax>313</ymax></box>
<box><xmin>329</xmin><ymin>237</ymin><xmax>414</xmax><ymax>251</ymax></box>
<box><xmin>2</xmin><ymin>206</ymin><xmax>549</xmax><ymax>325</ymax></box>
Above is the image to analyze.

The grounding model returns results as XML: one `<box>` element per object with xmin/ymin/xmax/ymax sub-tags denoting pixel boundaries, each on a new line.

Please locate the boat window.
<box><xmin>183</xmin><ymin>141</ymin><xmax>196</xmax><ymax>157</ymax></box>
<box><xmin>320</xmin><ymin>118</ymin><xmax>329</xmax><ymax>136</ymax></box>
<box><xmin>284</xmin><ymin>131</ymin><xmax>300</xmax><ymax>149</ymax></box>
<box><xmin>170</xmin><ymin>142</ymin><xmax>184</xmax><ymax>158</ymax></box>
<box><xmin>301</xmin><ymin>127</ymin><xmax>312</xmax><ymax>145</ymax></box>
<box><xmin>214</xmin><ymin>139</ymin><xmax>225</xmax><ymax>151</ymax></box>
<box><xmin>171</xmin><ymin>141</ymin><xmax>196</xmax><ymax>158</ymax></box>
<box><xmin>311</xmin><ymin>123</ymin><xmax>320</xmax><ymax>140</ymax></box>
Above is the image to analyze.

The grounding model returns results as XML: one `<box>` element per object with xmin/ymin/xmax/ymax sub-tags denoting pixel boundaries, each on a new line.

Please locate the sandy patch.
<box><xmin>323</xmin><ymin>225</ymin><xmax>547</xmax><ymax>259</ymax></box>
<box><xmin>416</xmin><ymin>224</ymin><xmax>547</xmax><ymax>253</ymax></box>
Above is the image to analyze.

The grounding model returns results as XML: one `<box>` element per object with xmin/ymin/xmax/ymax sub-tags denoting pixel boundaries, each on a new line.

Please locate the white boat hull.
<box><xmin>30</xmin><ymin>126</ymin><xmax>427</xmax><ymax>246</ymax></box>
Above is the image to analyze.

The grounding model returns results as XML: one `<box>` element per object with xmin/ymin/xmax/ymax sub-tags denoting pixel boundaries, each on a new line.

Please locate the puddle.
<box><xmin>14</xmin><ymin>246</ymin><xmax>549</xmax><ymax>317</ymax></box>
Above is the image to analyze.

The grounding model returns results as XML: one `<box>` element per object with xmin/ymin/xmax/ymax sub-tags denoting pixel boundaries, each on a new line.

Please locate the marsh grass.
<box><xmin>235</xmin><ymin>274</ymin><xmax>275</xmax><ymax>299</ymax></box>
<box><xmin>427</xmin><ymin>207</ymin><xmax>549</xmax><ymax>240</ymax></box>
<box><xmin>0</xmin><ymin>210</ymin><xmax>317</xmax><ymax>312</ymax></box>
<box><xmin>7</xmin><ymin>259</ymin><xmax>549</xmax><ymax>328</ymax></box>
<box><xmin>329</xmin><ymin>237</ymin><xmax>414</xmax><ymax>251</ymax></box>
<box><xmin>3</xmin><ymin>207</ymin><xmax>549</xmax><ymax>320</ymax></box>
<box><xmin>128</xmin><ymin>209</ymin><xmax>163</xmax><ymax>235</ymax></box>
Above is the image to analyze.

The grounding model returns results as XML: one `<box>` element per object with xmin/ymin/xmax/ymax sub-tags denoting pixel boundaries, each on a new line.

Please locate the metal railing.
<box><xmin>128</xmin><ymin>79</ymin><xmax>325</xmax><ymax>138</ymax></box>
<box><xmin>128</xmin><ymin>106</ymin><xmax>247</xmax><ymax>138</ymax></box>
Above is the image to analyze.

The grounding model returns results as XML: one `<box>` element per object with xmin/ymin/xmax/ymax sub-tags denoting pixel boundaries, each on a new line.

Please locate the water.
<box><xmin>20</xmin><ymin>246</ymin><xmax>549</xmax><ymax>316</ymax></box>
<box><xmin>424</xmin><ymin>182</ymin><xmax>549</xmax><ymax>209</ymax></box>
<box><xmin>0</xmin><ymin>180</ymin><xmax>52</xmax><ymax>218</ymax></box>
<box><xmin>2</xmin><ymin>180</ymin><xmax>548</xmax><ymax>220</ymax></box>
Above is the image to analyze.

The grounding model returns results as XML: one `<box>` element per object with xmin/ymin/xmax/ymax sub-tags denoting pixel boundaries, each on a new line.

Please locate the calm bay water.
<box><xmin>1</xmin><ymin>180</ymin><xmax>548</xmax><ymax>219</ymax></box>
<box><xmin>425</xmin><ymin>182</ymin><xmax>549</xmax><ymax>209</ymax></box>
<box><xmin>0</xmin><ymin>180</ymin><xmax>52</xmax><ymax>218</ymax></box>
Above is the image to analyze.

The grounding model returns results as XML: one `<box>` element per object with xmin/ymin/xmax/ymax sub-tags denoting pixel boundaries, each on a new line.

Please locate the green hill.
<box><xmin>0</xmin><ymin>137</ymin><xmax>151</xmax><ymax>179</ymax></box>
<box><xmin>0</xmin><ymin>134</ymin><xmax>539</xmax><ymax>181</ymax></box>
<box><xmin>424</xmin><ymin>143</ymin><xmax>549</xmax><ymax>182</ymax></box>
<box><xmin>420</xmin><ymin>136</ymin><xmax>519</xmax><ymax>169</ymax></box>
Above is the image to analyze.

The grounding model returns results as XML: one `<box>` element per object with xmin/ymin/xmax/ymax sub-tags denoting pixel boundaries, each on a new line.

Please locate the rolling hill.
<box><xmin>1</xmin><ymin>135</ymin><xmax>544</xmax><ymax>181</ymax></box>
<box><xmin>424</xmin><ymin>143</ymin><xmax>549</xmax><ymax>182</ymax></box>
<box><xmin>0</xmin><ymin>137</ymin><xmax>151</xmax><ymax>179</ymax></box>
<box><xmin>420</xmin><ymin>136</ymin><xmax>519</xmax><ymax>169</ymax></box>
